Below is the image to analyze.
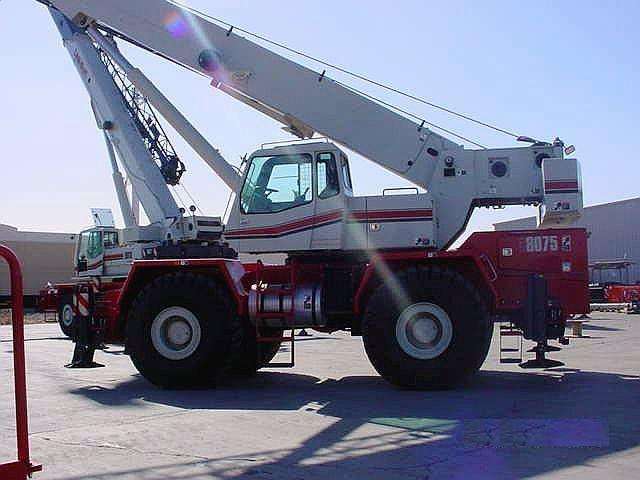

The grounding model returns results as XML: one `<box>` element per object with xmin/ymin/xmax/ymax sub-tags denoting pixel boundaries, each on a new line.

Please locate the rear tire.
<box><xmin>362</xmin><ymin>266</ymin><xmax>492</xmax><ymax>390</ymax></box>
<box><xmin>126</xmin><ymin>273</ymin><xmax>242</xmax><ymax>389</ymax></box>
<box><xmin>57</xmin><ymin>294</ymin><xmax>76</xmax><ymax>338</ymax></box>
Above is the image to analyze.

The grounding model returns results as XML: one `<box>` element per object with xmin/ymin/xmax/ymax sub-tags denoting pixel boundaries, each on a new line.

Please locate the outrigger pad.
<box><xmin>520</xmin><ymin>358</ymin><xmax>565</xmax><ymax>369</ymax></box>
<box><xmin>65</xmin><ymin>343</ymin><xmax>105</xmax><ymax>369</ymax></box>
<box><xmin>520</xmin><ymin>341</ymin><xmax>564</xmax><ymax>369</ymax></box>
<box><xmin>65</xmin><ymin>361</ymin><xmax>105</xmax><ymax>369</ymax></box>
<box><xmin>527</xmin><ymin>345</ymin><xmax>562</xmax><ymax>353</ymax></box>
<box><xmin>67</xmin><ymin>297</ymin><xmax>105</xmax><ymax>368</ymax></box>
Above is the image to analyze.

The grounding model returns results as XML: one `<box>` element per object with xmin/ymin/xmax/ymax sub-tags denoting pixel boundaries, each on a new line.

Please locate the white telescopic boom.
<box><xmin>47</xmin><ymin>0</ymin><xmax>459</xmax><ymax>190</ymax></box>
<box><xmin>86</xmin><ymin>26</ymin><xmax>243</xmax><ymax>193</ymax></box>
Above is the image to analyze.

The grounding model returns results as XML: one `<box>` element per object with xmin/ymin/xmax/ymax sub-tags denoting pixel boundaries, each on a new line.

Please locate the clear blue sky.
<box><xmin>1</xmin><ymin>0</ymin><xmax>639</xmax><ymax>235</ymax></box>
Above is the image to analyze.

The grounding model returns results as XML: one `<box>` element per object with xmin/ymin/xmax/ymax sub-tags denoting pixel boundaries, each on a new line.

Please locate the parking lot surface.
<box><xmin>1</xmin><ymin>313</ymin><xmax>639</xmax><ymax>479</ymax></box>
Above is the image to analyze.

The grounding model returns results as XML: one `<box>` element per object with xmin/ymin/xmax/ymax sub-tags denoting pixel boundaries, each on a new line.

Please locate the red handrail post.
<box><xmin>0</xmin><ymin>244</ymin><xmax>41</xmax><ymax>479</ymax></box>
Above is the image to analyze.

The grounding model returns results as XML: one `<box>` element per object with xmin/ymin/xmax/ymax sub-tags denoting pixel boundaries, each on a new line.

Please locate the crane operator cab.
<box><xmin>75</xmin><ymin>226</ymin><xmax>135</xmax><ymax>278</ymax></box>
<box><xmin>225</xmin><ymin>141</ymin><xmax>435</xmax><ymax>254</ymax></box>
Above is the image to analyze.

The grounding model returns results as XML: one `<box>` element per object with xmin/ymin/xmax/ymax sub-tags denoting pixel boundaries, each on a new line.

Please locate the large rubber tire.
<box><xmin>362</xmin><ymin>266</ymin><xmax>492</xmax><ymax>390</ymax></box>
<box><xmin>57</xmin><ymin>294</ymin><xmax>76</xmax><ymax>339</ymax></box>
<box><xmin>125</xmin><ymin>272</ymin><xmax>242</xmax><ymax>389</ymax></box>
<box><xmin>232</xmin><ymin>323</ymin><xmax>284</xmax><ymax>376</ymax></box>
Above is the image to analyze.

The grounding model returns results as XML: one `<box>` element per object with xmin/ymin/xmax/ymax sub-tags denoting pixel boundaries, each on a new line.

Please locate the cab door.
<box><xmin>311</xmin><ymin>151</ymin><xmax>347</xmax><ymax>250</ymax></box>
<box><xmin>76</xmin><ymin>229</ymin><xmax>104</xmax><ymax>277</ymax></box>
<box><xmin>227</xmin><ymin>153</ymin><xmax>316</xmax><ymax>254</ymax></box>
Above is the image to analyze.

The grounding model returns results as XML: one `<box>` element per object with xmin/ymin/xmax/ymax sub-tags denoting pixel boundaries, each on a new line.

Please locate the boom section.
<box><xmin>51</xmin><ymin>9</ymin><xmax>183</xmax><ymax>231</ymax></box>
<box><xmin>48</xmin><ymin>0</ymin><xmax>461</xmax><ymax>189</ymax></box>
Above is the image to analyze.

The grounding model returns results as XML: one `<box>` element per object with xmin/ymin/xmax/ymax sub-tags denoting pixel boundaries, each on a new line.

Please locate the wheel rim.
<box><xmin>151</xmin><ymin>307</ymin><xmax>202</xmax><ymax>361</ymax></box>
<box><xmin>61</xmin><ymin>304</ymin><xmax>75</xmax><ymax>327</ymax></box>
<box><xmin>395</xmin><ymin>303</ymin><xmax>453</xmax><ymax>360</ymax></box>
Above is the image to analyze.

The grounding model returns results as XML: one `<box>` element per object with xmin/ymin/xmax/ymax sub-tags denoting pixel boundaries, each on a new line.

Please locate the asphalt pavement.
<box><xmin>1</xmin><ymin>312</ymin><xmax>639</xmax><ymax>479</ymax></box>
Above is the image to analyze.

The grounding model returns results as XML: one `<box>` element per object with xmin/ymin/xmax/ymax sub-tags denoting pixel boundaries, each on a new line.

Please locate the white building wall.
<box><xmin>0</xmin><ymin>224</ymin><xmax>76</xmax><ymax>299</ymax></box>
<box><xmin>495</xmin><ymin>198</ymin><xmax>640</xmax><ymax>283</ymax></box>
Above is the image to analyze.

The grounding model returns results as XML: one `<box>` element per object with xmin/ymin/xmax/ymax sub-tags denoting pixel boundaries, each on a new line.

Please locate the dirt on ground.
<box><xmin>0</xmin><ymin>309</ymin><xmax>49</xmax><ymax>326</ymax></box>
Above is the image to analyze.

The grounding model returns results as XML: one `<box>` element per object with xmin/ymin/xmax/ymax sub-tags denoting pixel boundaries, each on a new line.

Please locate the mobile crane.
<box><xmin>38</xmin><ymin>0</ymin><xmax>588</xmax><ymax>389</ymax></box>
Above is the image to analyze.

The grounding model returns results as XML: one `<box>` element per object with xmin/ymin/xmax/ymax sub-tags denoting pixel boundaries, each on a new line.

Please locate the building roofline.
<box><xmin>584</xmin><ymin>196</ymin><xmax>640</xmax><ymax>210</ymax></box>
<box><xmin>494</xmin><ymin>197</ymin><xmax>640</xmax><ymax>227</ymax></box>
<box><xmin>0</xmin><ymin>224</ymin><xmax>76</xmax><ymax>244</ymax></box>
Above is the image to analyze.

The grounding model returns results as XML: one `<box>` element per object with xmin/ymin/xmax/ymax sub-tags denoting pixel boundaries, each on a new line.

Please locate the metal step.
<box><xmin>254</xmin><ymin>262</ymin><xmax>296</xmax><ymax>369</ymax></box>
<box><xmin>499</xmin><ymin>324</ymin><xmax>523</xmax><ymax>365</ymax></box>
<box><xmin>259</xmin><ymin>328</ymin><xmax>295</xmax><ymax>369</ymax></box>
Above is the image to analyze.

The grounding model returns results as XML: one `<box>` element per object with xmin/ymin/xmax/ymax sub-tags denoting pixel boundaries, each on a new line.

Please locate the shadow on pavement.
<box><xmin>1</xmin><ymin>336</ymin><xmax>69</xmax><ymax>344</ymax></box>
<box><xmin>66</xmin><ymin>368</ymin><xmax>640</xmax><ymax>479</ymax></box>
<box><xmin>582</xmin><ymin>324</ymin><xmax>624</xmax><ymax>332</ymax></box>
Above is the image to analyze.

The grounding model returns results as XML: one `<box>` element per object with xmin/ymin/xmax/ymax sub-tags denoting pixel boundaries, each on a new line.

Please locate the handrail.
<box><xmin>382</xmin><ymin>187</ymin><xmax>420</xmax><ymax>196</ymax></box>
<box><xmin>0</xmin><ymin>244</ymin><xmax>41</xmax><ymax>479</ymax></box>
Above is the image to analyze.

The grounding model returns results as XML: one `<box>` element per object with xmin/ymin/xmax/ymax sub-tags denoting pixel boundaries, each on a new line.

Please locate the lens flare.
<box><xmin>344</xmin><ymin>208</ymin><xmax>411</xmax><ymax>312</ymax></box>
<box><xmin>164</xmin><ymin>11</ymin><xmax>189</xmax><ymax>38</ymax></box>
<box><xmin>164</xmin><ymin>7</ymin><xmax>231</xmax><ymax>83</ymax></box>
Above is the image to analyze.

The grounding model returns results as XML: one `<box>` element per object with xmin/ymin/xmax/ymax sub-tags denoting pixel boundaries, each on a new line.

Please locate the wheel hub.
<box><xmin>407</xmin><ymin>316</ymin><xmax>440</xmax><ymax>346</ymax></box>
<box><xmin>151</xmin><ymin>307</ymin><xmax>202</xmax><ymax>361</ymax></box>
<box><xmin>396</xmin><ymin>303</ymin><xmax>453</xmax><ymax>360</ymax></box>
<box><xmin>166</xmin><ymin>319</ymin><xmax>192</xmax><ymax>347</ymax></box>
<box><xmin>61</xmin><ymin>304</ymin><xmax>74</xmax><ymax>327</ymax></box>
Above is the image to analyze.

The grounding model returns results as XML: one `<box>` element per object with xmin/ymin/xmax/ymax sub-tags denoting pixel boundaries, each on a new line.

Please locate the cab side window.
<box><xmin>103</xmin><ymin>231</ymin><xmax>119</xmax><ymax>249</ymax></box>
<box><xmin>341</xmin><ymin>154</ymin><xmax>353</xmax><ymax>192</ymax></box>
<box><xmin>317</xmin><ymin>153</ymin><xmax>340</xmax><ymax>199</ymax></box>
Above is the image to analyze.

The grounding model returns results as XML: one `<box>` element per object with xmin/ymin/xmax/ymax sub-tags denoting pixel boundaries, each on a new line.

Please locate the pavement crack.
<box><xmin>36</xmin><ymin>435</ymin><xmax>212</xmax><ymax>462</ymax></box>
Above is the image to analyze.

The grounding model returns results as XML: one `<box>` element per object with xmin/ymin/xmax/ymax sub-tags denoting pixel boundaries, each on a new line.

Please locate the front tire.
<box><xmin>362</xmin><ymin>266</ymin><xmax>492</xmax><ymax>390</ymax></box>
<box><xmin>57</xmin><ymin>294</ymin><xmax>76</xmax><ymax>338</ymax></box>
<box><xmin>126</xmin><ymin>273</ymin><xmax>242</xmax><ymax>389</ymax></box>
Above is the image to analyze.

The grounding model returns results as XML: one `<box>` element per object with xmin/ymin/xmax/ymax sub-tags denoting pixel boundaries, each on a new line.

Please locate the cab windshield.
<box><xmin>241</xmin><ymin>154</ymin><xmax>313</xmax><ymax>214</ymax></box>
